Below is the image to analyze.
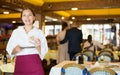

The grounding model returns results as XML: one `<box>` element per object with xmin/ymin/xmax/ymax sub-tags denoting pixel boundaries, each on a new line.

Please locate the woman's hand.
<box><xmin>34</xmin><ymin>38</ymin><xmax>41</xmax><ymax>47</ymax></box>
<box><xmin>12</xmin><ymin>45</ymin><xmax>22</xmax><ymax>54</ymax></box>
<box><xmin>30</xmin><ymin>38</ymin><xmax>41</xmax><ymax>53</ymax></box>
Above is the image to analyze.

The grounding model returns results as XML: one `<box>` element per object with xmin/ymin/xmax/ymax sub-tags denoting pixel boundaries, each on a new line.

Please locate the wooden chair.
<box><xmin>61</xmin><ymin>63</ymin><xmax>87</xmax><ymax>75</ymax></box>
<box><xmin>87</xmin><ymin>67</ymin><xmax>117</xmax><ymax>75</ymax></box>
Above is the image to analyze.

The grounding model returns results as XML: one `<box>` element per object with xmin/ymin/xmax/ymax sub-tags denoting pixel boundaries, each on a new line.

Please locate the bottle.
<box><xmin>3</xmin><ymin>50</ymin><xmax>7</xmax><ymax>64</ymax></box>
<box><xmin>78</xmin><ymin>54</ymin><xmax>83</xmax><ymax>64</ymax></box>
<box><xmin>93</xmin><ymin>45</ymin><xmax>96</xmax><ymax>61</ymax></box>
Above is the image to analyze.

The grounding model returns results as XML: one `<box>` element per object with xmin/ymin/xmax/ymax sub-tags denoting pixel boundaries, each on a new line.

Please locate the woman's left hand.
<box><xmin>31</xmin><ymin>38</ymin><xmax>41</xmax><ymax>52</ymax></box>
<box><xmin>30</xmin><ymin>38</ymin><xmax>41</xmax><ymax>47</ymax></box>
<box><xmin>33</xmin><ymin>38</ymin><xmax>41</xmax><ymax>47</ymax></box>
<box><xmin>29</xmin><ymin>37</ymin><xmax>41</xmax><ymax>52</ymax></box>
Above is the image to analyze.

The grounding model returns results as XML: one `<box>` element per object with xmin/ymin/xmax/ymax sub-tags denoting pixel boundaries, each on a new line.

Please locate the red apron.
<box><xmin>14</xmin><ymin>54</ymin><xmax>44</xmax><ymax>75</ymax></box>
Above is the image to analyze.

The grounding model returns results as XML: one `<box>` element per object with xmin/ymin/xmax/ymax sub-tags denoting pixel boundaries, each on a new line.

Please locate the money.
<box><xmin>30</xmin><ymin>36</ymin><xmax>34</xmax><ymax>40</ymax></box>
<box><xmin>29</xmin><ymin>36</ymin><xmax>35</xmax><ymax>43</ymax></box>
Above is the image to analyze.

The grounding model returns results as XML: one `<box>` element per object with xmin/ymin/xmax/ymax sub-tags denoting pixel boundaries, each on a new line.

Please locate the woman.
<box><xmin>6</xmin><ymin>8</ymin><xmax>48</xmax><ymax>75</ymax></box>
<box><xmin>56</xmin><ymin>22</ymin><xmax>69</xmax><ymax>63</ymax></box>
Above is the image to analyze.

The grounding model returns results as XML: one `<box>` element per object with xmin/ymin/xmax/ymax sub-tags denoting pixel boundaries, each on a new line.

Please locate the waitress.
<box><xmin>6</xmin><ymin>8</ymin><xmax>48</xmax><ymax>75</ymax></box>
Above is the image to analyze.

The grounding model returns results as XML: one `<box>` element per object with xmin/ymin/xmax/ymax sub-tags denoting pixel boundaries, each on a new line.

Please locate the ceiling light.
<box><xmin>3</xmin><ymin>11</ymin><xmax>9</xmax><ymax>14</ymax></box>
<box><xmin>12</xmin><ymin>21</ymin><xmax>16</xmax><ymax>23</ymax></box>
<box><xmin>72</xmin><ymin>17</ymin><xmax>75</xmax><ymax>20</ymax></box>
<box><xmin>44</xmin><ymin>20</ymin><xmax>48</xmax><ymax>22</ymax></box>
<box><xmin>71</xmin><ymin>8</ymin><xmax>78</xmax><ymax>10</ymax></box>
<box><xmin>53</xmin><ymin>19</ymin><xmax>58</xmax><ymax>21</ymax></box>
<box><xmin>45</xmin><ymin>16</ymin><xmax>55</xmax><ymax>20</ymax></box>
<box><xmin>69</xmin><ymin>21</ymin><xmax>73</xmax><ymax>24</ymax></box>
<box><xmin>15</xmin><ymin>8</ymin><xmax>23</xmax><ymax>12</ymax></box>
<box><xmin>86</xmin><ymin>18</ymin><xmax>91</xmax><ymax>21</ymax></box>
<box><xmin>61</xmin><ymin>17</ymin><xmax>64</xmax><ymax>20</ymax></box>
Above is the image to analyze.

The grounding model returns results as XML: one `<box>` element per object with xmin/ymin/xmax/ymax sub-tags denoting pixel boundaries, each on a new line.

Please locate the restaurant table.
<box><xmin>49</xmin><ymin>61</ymin><xmax>75</xmax><ymax>75</ymax></box>
<box><xmin>49</xmin><ymin>60</ymin><xmax>120</xmax><ymax>75</ymax></box>
<box><xmin>0</xmin><ymin>60</ymin><xmax>14</xmax><ymax>75</ymax></box>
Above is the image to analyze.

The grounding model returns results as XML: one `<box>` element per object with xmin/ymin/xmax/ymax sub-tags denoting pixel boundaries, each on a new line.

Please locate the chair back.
<box><xmin>99</xmin><ymin>50</ymin><xmax>113</xmax><ymax>56</ymax></box>
<box><xmin>61</xmin><ymin>63</ymin><xmax>87</xmax><ymax>75</ymax></box>
<box><xmin>87</xmin><ymin>67</ymin><xmax>117</xmax><ymax>75</ymax></box>
<box><xmin>82</xmin><ymin>50</ymin><xmax>94</xmax><ymax>61</ymax></box>
<box><xmin>98</xmin><ymin>50</ymin><xmax>114</xmax><ymax>62</ymax></box>
<box><xmin>98</xmin><ymin>54</ymin><xmax>113</xmax><ymax>62</ymax></box>
<box><xmin>72</xmin><ymin>53</ymin><xmax>90</xmax><ymax>61</ymax></box>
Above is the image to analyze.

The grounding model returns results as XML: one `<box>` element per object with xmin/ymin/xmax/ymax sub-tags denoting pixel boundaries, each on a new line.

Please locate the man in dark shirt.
<box><xmin>60</xmin><ymin>22</ymin><xmax>83</xmax><ymax>60</ymax></box>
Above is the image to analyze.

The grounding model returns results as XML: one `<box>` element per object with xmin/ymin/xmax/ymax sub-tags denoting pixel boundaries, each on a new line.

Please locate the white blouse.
<box><xmin>83</xmin><ymin>40</ymin><xmax>104</xmax><ymax>51</ymax></box>
<box><xmin>6</xmin><ymin>26</ymin><xmax>48</xmax><ymax>60</ymax></box>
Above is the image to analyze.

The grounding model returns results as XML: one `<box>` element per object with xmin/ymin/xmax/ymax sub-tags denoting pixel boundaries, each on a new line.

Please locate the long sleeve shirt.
<box><xmin>60</xmin><ymin>27</ymin><xmax>83</xmax><ymax>53</ymax></box>
<box><xmin>6</xmin><ymin>26</ymin><xmax>48</xmax><ymax>60</ymax></box>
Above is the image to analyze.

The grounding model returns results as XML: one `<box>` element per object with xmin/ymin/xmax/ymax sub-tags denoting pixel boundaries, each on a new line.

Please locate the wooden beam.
<box><xmin>0</xmin><ymin>13</ymin><xmax>21</xmax><ymax>19</ymax></box>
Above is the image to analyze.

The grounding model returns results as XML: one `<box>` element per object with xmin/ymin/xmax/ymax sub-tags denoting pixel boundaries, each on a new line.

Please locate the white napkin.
<box><xmin>0</xmin><ymin>63</ymin><xmax>14</xmax><ymax>73</ymax></box>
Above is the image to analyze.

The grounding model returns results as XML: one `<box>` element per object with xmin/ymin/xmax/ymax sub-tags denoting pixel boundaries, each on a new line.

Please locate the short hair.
<box><xmin>88</xmin><ymin>35</ymin><xmax>92</xmax><ymax>40</ymax></box>
<box><xmin>62</xmin><ymin>22</ymin><xmax>68</xmax><ymax>30</ymax></box>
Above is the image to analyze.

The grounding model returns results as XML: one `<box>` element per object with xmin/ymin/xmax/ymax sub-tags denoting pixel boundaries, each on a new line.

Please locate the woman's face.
<box><xmin>22</xmin><ymin>9</ymin><xmax>35</xmax><ymax>26</ymax></box>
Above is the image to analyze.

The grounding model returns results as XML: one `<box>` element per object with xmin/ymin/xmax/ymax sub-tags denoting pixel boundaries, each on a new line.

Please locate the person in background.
<box><xmin>56</xmin><ymin>22</ymin><xmax>69</xmax><ymax>63</ymax></box>
<box><xmin>42</xmin><ymin>59</ymin><xmax>49</xmax><ymax>75</ymax></box>
<box><xmin>111</xmin><ymin>35</ymin><xmax>117</xmax><ymax>46</ymax></box>
<box><xmin>60</xmin><ymin>21</ymin><xmax>83</xmax><ymax>60</ymax></box>
<box><xmin>118</xmin><ymin>29</ymin><xmax>120</xmax><ymax>51</ymax></box>
<box><xmin>48</xmin><ymin>58</ymin><xmax>57</xmax><ymax>73</ymax></box>
<box><xmin>83</xmin><ymin>35</ymin><xmax>104</xmax><ymax>52</ymax></box>
<box><xmin>6</xmin><ymin>8</ymin><xmax>48</xmax><ymax>75</ymax></box>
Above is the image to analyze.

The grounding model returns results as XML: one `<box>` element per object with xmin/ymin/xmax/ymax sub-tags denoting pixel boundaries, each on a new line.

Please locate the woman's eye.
<box><xmin>23</xmin><ymin>14</ymin><xmax>32</xmax><ymax>17</ymax></box>
<box><xmin>29</xmin><ymin>14</ymin><xmax>32</xmax><ymax>16</ymax></box>
<box><xmin>22</xmin><ymin>14</ymin><xmax>26</xmax><ymax>17</ymax></box>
